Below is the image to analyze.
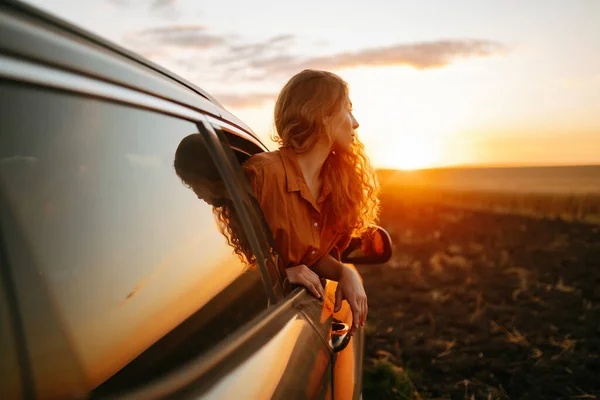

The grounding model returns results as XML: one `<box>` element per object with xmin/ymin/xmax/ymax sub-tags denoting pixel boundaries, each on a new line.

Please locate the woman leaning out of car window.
<box><xmin>242</xmin><ymin>69</ymin><xmax>380</xmax><ymax>337</ymax></box>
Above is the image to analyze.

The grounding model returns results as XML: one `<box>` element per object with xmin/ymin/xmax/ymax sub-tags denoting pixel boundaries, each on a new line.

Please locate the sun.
<box><xmin>395</xmin><ymin>136</ymin><xmax>439</xmax><ymax>170</ymax></box>
<box><xmin>372</xmin><ymin>132</ymin><xmax>442</xmax><ymax>171</ymax></box>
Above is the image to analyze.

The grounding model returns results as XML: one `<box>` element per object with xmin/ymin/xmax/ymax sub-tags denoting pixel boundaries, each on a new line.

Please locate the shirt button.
<box><xmin>313</xmin><ymin>222</ymin><xmax>319</xmax><ymax>227</ymax></box>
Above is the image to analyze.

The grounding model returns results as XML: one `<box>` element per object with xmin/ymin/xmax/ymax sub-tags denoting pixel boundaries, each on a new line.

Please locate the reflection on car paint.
<box><xmin>204</xmin><ymin>317</ymin><xmax>306</xmax><ymax>399</ymax></box>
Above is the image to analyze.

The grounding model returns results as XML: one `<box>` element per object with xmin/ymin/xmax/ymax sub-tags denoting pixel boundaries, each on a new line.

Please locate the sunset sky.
<box><xmin>27</xmin><ymin>0</ymin><xmax>600</xmax><ymax>170</ymax></box>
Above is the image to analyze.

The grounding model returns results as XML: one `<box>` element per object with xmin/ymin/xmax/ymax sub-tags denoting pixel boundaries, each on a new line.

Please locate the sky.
<box><xmin>26</xmin><ymin>0</ymin><xmax>600</xmax><ymax>170</ymax></box>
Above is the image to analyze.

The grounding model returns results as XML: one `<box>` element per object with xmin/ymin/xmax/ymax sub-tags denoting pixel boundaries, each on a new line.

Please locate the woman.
<box><xmin>243</xmin><ymin>69</ymin><xmax>380</xmax><ymax>335</ymax></box>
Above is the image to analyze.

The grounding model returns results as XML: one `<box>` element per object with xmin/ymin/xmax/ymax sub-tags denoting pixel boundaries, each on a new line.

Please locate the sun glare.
<box><xmin>376</xmin><ymin>133</ymin><xmax>441</xmax><ymax>170</ymax></box>
<box><xmin>337</xmin><ymin>65</ymin><xmax>472</xmax><ymax>171</ymax></box>
<box><xmin>396</xmin><ymin>144</ymin><xmax>436</xmax><ymax>170</ymax></box>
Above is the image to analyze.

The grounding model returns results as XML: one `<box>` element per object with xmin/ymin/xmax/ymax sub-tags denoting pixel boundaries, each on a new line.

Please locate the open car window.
<box><xmin>207</xmin><ymin>125</ymin><xmax>286</xmax><ymax>300</ymax></box>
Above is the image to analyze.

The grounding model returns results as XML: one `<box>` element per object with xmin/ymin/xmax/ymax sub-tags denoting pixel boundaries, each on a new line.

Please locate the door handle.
<box><xmin>330</xmin><ymin>318</ymin><xmax>351</xmax><ymax>352</ymax></box>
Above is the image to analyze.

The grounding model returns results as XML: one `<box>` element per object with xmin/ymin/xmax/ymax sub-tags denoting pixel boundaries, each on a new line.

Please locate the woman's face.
<box><xmin>330</xmin><ymin>98</ymin><xmax>359</xmax><ymax>153</ymax></box>
<box><xmin>191</xmin><ymin>178</ymin><xmax>228</xmax><ymax>206</ymax></box>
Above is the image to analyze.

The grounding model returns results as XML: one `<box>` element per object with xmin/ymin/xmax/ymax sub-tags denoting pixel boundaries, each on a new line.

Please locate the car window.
<box><xmin>0</xmin><ymin>83</ymin><xmax>270</xmax><ymax>398</ymax></box>
<box><xmin>210</xmin><ymin>126</ymin><xmax>286</xmax><ymax>299</ymax></box>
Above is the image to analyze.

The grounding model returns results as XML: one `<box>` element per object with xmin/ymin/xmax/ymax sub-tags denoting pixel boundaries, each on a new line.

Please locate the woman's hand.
<box><xmin>286</xmin><ymin>264</ymin><xmax>325</xmax><ymax>299</ymax></box>
<box><xmin>334</xmin><ymin>266</ymin><xmax>368</xmax><ymax>336</ymax></box>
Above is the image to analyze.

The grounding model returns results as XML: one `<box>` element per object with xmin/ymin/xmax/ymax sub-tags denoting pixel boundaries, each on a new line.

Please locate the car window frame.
<box><xmin>204</xmin><ymin>122</ymin><xmax>293</xmax><ymax>299</ymax></box>
<box><xmin>196</xmin><ymin>121</ymin><xmax>279</xmax><ymax>304</ymax></box>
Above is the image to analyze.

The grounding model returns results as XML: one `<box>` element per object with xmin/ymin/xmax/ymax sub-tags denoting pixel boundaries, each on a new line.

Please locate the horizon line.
<box><xmin>376</xmin><ymin>162</ymin><xmax>600</xmax><ymax>172</ymax></box>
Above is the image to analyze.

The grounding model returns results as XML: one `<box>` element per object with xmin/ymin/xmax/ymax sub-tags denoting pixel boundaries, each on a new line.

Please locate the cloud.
<box><xmin>213</xmin><ymin>34</ymin><xmax>296</xmax><ymax>65</ymax></box>
<box><xmin>123</xmin><ymin>31</ymin><xmax>508</xmax><ymax>108</ymax></box>
<box><xmin>200</xmin><ymin>39</ymin><xmax>508</xmax><ymax>109</ymax></box>
<box><xmin>106</xmin><ymin>0</ymin><xmax>129</xmax><ymax>6</ymax></box>
<box><xmin>150</xmin><ymin>0</ymin><xmax>181</xmax><ymax>19</ymax></box>
<box><xmin>125</xmin><ymin>154</ymin><xmax>162</xmax><ymax>168</ymax></box>
<box><xmin>214</xmin><ymin>39</ymin><xmax>508</xmax><ymax>81</ymax></box>
<box><xmin>243</xmin><ymin>39</ymin><xmax>509</xmax><ymax>77</ymax></box>
<box><xmin>213</xmin><ymin>92</ymin><xmax>276</xmax><ymax>109</ymax></box>
<box><xmin>229</xmin><ymin>34</ymin><xmax>295</xmax><ymax>55</ymax></box>
<box><xmin>107</xmin><ymin>0</ymin><xmax>179</xmax><ymax>15</ymax></box>
<box><xmin>132</xmin><ymin>25</ymin><xmax>225</xmax><ymax>49</ymax></box>
<box><xmin>151</xmin><ymin>0</ymin><xmax>177</xmax><ymax>10</ymax></box>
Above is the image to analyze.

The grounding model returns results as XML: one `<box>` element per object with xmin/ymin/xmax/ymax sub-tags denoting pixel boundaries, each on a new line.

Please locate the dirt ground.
<box><xmin>358</xmin><ymin>192</ymin><xmax>600</xmax><ymax>399</ymax></box>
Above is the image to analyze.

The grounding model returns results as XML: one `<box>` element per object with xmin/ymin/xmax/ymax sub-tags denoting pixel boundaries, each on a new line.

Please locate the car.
<box><xmin>0</xmin><ymin>1</ymin><xmax>392</xmax><ymax>399</ymax></box>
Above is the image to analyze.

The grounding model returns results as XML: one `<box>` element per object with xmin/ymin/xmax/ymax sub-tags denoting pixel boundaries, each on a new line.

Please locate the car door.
<box><xmin>0</xmin><ymin>71</ymin><xmax>285</xmax><ymax>396</ymax></box>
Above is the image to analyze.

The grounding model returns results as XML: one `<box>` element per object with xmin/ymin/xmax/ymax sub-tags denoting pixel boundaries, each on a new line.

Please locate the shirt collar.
<box><xmin>279</xmin><ymin>146</ymin><xmax>333</xmax><ymax>209</ymax></box>
<box><xmin>279</xmin><ymin>146</ymin><xmax>303</xmax><ymax>193</ymax></box>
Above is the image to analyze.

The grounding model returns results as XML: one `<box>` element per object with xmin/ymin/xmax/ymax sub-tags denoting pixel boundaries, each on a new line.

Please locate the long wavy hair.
<box><xmin>174</xmin><ymin>134</ymin><xmax>255</xmax><ymax>266</ymax></box>
<box><xmin>272</xmin><ymin>69</ymin><xmax>380</xmax><ymax>237</ymax></box>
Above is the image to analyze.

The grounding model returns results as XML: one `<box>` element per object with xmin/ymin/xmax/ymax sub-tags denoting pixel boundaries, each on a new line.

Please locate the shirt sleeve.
<box><xmin>329</xmin><ymin>233</ymin><xmax>353</xmax><ymax>262</ymax></box>
<box><xmin>242</xmin><ymin>159</ymin><xmax>291</xmax><ymax>278</ymax></box>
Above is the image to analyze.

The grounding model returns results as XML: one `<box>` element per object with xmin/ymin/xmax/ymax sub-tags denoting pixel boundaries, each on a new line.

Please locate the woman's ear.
<box><xmin>322</xmin><ymin>115</ymin><xmax>335</xmax><ymax>139</ymax></box>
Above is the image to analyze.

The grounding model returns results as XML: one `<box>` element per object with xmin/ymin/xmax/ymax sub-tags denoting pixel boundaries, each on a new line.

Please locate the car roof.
<box><xmin>0</xmin><ymin>0</ymin><xmax>268</xmax><ymax>150</ymax></box>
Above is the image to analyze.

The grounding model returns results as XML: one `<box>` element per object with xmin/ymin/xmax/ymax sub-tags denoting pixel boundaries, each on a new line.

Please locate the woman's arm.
<box><xmin>313</xmin><ymin>254</ymin><xmax>367</xmax><ymax>336</ymax></box>
<box><xmin>311</xmin><ymin>253</ymin><xmax>345</xmax><ymax>281</ymax></box>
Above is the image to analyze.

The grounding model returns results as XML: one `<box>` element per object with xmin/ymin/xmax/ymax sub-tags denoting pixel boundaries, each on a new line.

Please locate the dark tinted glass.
<box><xmin>0</xmin><ymin>84</ymin><xmax>268</xmax><ymax>397</ymax></box>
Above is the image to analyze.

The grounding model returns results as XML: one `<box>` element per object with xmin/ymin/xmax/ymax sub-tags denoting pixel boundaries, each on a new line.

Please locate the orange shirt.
<box><xmin>243</xmin><ymin>147</ymin><xmax>351</xmax><ymax>270</ymax></box>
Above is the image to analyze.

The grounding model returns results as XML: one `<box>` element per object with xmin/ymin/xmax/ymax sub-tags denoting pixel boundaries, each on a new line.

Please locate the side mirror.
<box><xmin>340</xmin><ymin>226</ymin><xmax>392</xmax><ymax>265</ymax></box>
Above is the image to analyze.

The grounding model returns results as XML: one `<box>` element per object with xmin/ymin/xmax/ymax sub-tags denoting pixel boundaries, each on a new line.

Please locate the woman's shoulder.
<box><xmin>242</xmin><ymin>150</ymin><xmax>285</xmax><ymax>197</ymax></box>
<box><xmin>243</xmin><ymin>150</ymin><xmax>283</xmax><ymax>171</ymax></box>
